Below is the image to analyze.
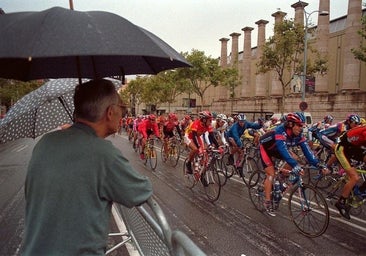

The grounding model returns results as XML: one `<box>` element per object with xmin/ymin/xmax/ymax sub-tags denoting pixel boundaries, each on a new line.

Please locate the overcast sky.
<box><xmin>1</xmin><ymin>0</ymin><xmax>356</xmax><ymax>58</ymax></box>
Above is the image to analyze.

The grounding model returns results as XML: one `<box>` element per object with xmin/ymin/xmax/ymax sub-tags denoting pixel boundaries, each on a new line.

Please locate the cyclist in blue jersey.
<box><xmin>259</xmin><ymin>112</ymin><xmax>328</xmax><ymax>216</ymax></box>
<box><xmin>226</xmin><ymin>113</ymin><xmax>262</xmax><ymax>163</ymax></box>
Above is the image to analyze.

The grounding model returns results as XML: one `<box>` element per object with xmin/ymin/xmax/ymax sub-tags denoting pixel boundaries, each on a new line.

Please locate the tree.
<box><xmin>152</xmin><ymin>71</ymin><xmax>190</xmax><ymax>112</ymax></box>
<box><xmin>177</xmin><ymin>49</ymin><xmax>225</xmax><ymax>110</ymax></box>
<box><xmin>352</xmin><ymin>15</ymin><xmax>366</xmax><ymax>62</ymax></box>
<box><xmin>256</xmin><ymin>19</ymin><xmax>328</xmax><ymax>113</ymax></box>
<box><xmin>0</xmin><ymin>79</ymin><xmax>43</xmax><ymax>110</ymax></box>
<box><xmin>220</xmin><ymin>67</ymin><xmax>241</xmax><ymax>114</ymax></box>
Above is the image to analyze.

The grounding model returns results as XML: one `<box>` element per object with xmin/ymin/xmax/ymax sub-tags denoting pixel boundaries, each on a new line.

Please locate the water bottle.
<box><xmin>273</xmin><ymin>180</ymin><xmax>282</xmax><ymax>203</ymax></box>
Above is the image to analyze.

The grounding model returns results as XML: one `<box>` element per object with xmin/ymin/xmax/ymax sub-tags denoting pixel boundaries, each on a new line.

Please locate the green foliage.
<box><xmin>0</xmin><ymin>79</ymin><xmax>43</xmax><ymax>109</ymax></box>
<box><xmin>352</xmin><ymin>15</ymin><xmax>366</xmax><ymax>62</ymax></box>
<box><xmin>257</xmin><ymin>18</ymin><xmax>328</xmax><ymax>103</ymax></box>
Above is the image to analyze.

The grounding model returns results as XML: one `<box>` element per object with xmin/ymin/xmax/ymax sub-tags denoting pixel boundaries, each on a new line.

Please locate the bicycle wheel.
<box><xmin>288</xmin><ymin>184</ymin><xmax>329</xmax><ymax>238</ymax></box>
<box><xmin>182</xmin><ymin>158</ymin><xmax>196</xmax><ymax>188</ymax></box>
<box><xmin>168</xmin><ymin>143</ymin><xmax>180</xmax><ymax>167</ymax></box>
<box><xmin>212</xmin><ymin>157</ymin><xmax>226</xmax><ymax>188</ymax></box>
<box><xmin>221</xmin><ymin>153</ymin><xmax>235</xmax><ymax>179</ymax></box>
<box><xmin>315</xmin><ymin>174</ymin><xmax>344</xmax><ymax>201</ymax></box>
<box><xmin>241</xmin><ymin>157</ymin><xmax>260</xmax><ymax>186</ymax></box>
<box><xmin>203</xmin><ymin>164</ymin><xmax>221</xmax><ymax>202</ymax></box>
<box><xmin>248</xmin><ymin>171</ymin><xmax>266</xmax><ymax>212</ymax></box>
<box><xmin>161</xmin><ymin>143</ymin><xmax>168</xmax><ymax>163</ymax></box>
<box><xmin>149</xmin><ymin>148</ymin><xmax>158</xmax><ymax>170</ymax></box>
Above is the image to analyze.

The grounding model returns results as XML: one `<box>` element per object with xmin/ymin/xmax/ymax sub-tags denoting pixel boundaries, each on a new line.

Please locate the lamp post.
<box><xmin>301</xmin><ymin>8</ymin><xmax>329</xmax><ymax>102</ymax></box>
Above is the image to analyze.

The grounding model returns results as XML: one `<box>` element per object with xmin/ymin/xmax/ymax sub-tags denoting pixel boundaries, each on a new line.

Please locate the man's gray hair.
<box><xmin>74</xmin><ymin>79</ymin><xmax>118</xmax><ymax>122</ymax></box>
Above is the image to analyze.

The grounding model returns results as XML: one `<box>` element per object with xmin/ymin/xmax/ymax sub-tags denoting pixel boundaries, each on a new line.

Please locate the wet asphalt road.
<box><xmin>1</xmin><ymin>134</ymin><xmax>366</xmax><ymax>256</ymax></box>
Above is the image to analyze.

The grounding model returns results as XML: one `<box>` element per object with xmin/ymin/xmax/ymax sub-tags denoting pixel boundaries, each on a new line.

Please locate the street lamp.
<box><xmin>302</xmin><ymin>8</ymin><xmax>329</xmax><ymax>102</ymax></box>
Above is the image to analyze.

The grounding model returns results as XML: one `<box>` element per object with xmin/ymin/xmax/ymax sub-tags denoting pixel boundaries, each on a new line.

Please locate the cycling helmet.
<box><xmin>168</xmin><ymin>113</ymin><xmax>178</xmax><ymax>121</ymax></box>
<box><xmin>286</xmin><ymin>112</ymin><xmax>305</xmax><ymax>125</ymax></box>
<box><xmin>211</xmin><ymin>111</ymin><xmax>217</xmax><ymax>118</ymax></box>
<box><xmin>271</xmin><ymin>116</ymin><xmax>279</xmax><ymax>124</ymax></box>
<box><xmin>198</xmin><ymin>111</ymin><xmax>213</xmax><ymax>120</ymax></box>
<box><xmin>227</xmin><ymin>117</ymin><xmax>234</xmax><ymax>123</ymax></box>
<box><xmin>217</xmin><ymin>113</ymin><xmax>227</xmax><ymax>120</ymax></box>
<box><xmin>237</xmin><ymin>113</ymin><xmax>246</xmax><ymax>121</ymax></box>
<box><xmin>346</xmin><ymin>114</ymin><xmax>361</xmax><ymax>124</ymax></box>
<box><xmin>148</xmin><ymin>114</ymin><xmax>156</xmax><ymax>121</ymax></box>
<box><xmin>323</xmin><ymin>115</ymin><xmax>334</xmax><ymax>123</ymax></box>
<box><xmin>361</xmin><ymin>118</ymin><xmax>366</xmax><ymax>125</ymax></box>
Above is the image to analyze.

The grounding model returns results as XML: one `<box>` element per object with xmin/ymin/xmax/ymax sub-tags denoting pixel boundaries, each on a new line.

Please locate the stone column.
<box><xmin>315</xmin><ymin>0</ymin><xmax>330</xmax><ymax>92</ymax></box>
<box><xmin>270</xmin><ymin>11</ymin><xmax>287</xmax><ymax>97</ymax></box>
<box><xmin>230</xmin><ymin>32</ymin><xmax>241</xmax><ymax>66</ymax></box>
<box><xmin>291</xmin><ymin>1</ymin><xmax>308</xmax><ymax>25</ymax></box>
<box><xmin>255</xmin><ymin>19</ymin><xmax>269</xmax><ymax>97</ymax></box>
<box><xmin>219</xmin><ymin>38</ymin><xmax>229</xmax><ymax>68</ymax></box>
<box><xmin>241</xmin><ymin>27</ymin><xmax>254</xmax><ymax>97</ymax></box>
<box><xmin>218</xmin><ymin>38</ymin><xmax>230</xmax><ymax>99</ymax></box>
<box><xmin>342</xmin><ymin>0</ymin><xmax>362</xmax><ymax>90</ymax></box>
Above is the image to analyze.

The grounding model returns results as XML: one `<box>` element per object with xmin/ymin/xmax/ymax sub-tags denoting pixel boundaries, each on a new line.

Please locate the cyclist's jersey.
<box><xmin>339</xmin><ymin>125</ymin><xmax>366</xmax><ymax>147</ymax></box>
<box><xmin>163</xmin><ymin>120</ymin><xmax>182</xmax><ymax>138</ymax></box>
<box><xmin>316</xmin><ymin>122</ymin><xmax>347</xmax><ymax>149</ymax></box>
<box><xmin>226</xmin><ymin>121</ymin><xmax>262</xmax><ymax>148</ymax></box>
<box><xmin>133</xmin><ymin>118</ymin><xmax>142</xmax><ymax>132</ymax></box>
<box><xmin>336</xmin><ymin>126</ymin><xmax>366</xmax><ymax>168</ymax></box>
<box><xmin>138</xmin><ymin>119</ymin><xmax>160</xmax><ymax>139</ymax></box>
<box><xmin>259</xmin><ymin>123</ymin><xmax>318</xmax><ymax>168</ymax></box>
<box><xmin>186</xmin><ymin>119</ymin><xmax>213</xmax><ymax>138</ymax></box>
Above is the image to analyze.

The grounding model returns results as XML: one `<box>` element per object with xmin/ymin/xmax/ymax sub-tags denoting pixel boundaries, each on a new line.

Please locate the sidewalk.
<box><xmin>107</xmin><ymin>205</ymin><xmax>140</xmax><ymax>256</ymax></box>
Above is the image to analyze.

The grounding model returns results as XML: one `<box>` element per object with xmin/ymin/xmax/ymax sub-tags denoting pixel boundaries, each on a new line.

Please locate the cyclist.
<box><xmin>334</xmin><ymin>124</ymin><xmax>366</xmax><ymax>220</ymax></box>
<box><xmin>226</xmin><ymin>113</ymin><xmax>262</xmax><ymax>164</ymax></box>
<box><xmin>162</xmin><ymin>113</ymin><xmax>182</xmax><ymax>154</ymax></box>
<box><xmin>314</xmin><ymin>114</ymin><xmax>361</xmax><ymax>171</ymax></box>
<box><xmin>180</xmin><ymin>115</ymin><xmax>192</xmax><ymax>135</ymax></box>
<box><xmin>184</xmin><ymin>111</ymin><xmax>219</xmax><ymax>174</ymax></box>
<box><xmin>259</xmin><ymin>112</ymin><xmax>327</xmax><ymax>216</ymax></box>
<box><xmin>138</xmin><ymin>114</ymin><xmax>160</xmax><ymax>160</ymax></box>
<box><xmin>133</xmin><ymin>115</ymin><xmax>143</xmax><ymax>149</ymax></box>
<box><xmin>214</xmin><ymin>113</ymin><xmax>228</xmax><ymax>146</ymax></box>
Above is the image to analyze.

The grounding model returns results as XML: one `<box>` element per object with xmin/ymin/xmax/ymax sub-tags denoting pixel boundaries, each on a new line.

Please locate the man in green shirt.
<box><xmin>22</xmin><ymin>79</ymin><xmax>152</xmax><ymax>255</ymax></box>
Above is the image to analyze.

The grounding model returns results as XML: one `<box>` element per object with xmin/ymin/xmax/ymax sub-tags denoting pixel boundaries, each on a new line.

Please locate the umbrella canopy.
<box><xmin>0</xmin><ymin>7</ymin><xmax>191</xmax><ymax>81</ymax></box>
<box><xmin>0</xmin><ymin>78</ymin><xmax>122</xmax><ymax>144</ymax></box>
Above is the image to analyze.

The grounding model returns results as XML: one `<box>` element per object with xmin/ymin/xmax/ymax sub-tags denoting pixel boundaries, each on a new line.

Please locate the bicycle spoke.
<box><xmin>288</xmin><ymin>184</ymin><xmax>329</xmax><ymax>237</ymax></box>
<box><xmin>203</xmin><ymin>167</ymin><xmax>221</xmax><ymax>202</ymax></box>
<box><xmin>182</xmin><ymin>159</ymin><xmax>196</xmax><ymax>188</ymax></box>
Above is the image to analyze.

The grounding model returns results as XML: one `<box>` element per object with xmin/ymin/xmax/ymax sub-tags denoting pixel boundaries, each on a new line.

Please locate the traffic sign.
<box><xmin>299</xmin><ymin>101</ymin><xmax>308</xmax><ymax>111</ymax></box>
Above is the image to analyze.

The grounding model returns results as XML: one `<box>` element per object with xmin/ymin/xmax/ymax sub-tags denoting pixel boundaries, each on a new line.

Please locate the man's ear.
<box><xmin>105</xmin><ymin>105</ymin><xmax>114</xmax><ymax>120</ymax></box>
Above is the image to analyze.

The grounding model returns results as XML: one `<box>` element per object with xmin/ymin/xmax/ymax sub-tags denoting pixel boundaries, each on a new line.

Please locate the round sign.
<box><xmin>299</xmin><ymin>101</ymin><xmax>308</xmax><ymax>111</ymax></box>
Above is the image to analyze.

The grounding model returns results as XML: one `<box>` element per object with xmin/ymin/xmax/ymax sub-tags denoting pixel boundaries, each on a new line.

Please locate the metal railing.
<box><xmin>112</xmin><ymin>197</ymin><xmax>206</xmax><ymax>256</ymax></box>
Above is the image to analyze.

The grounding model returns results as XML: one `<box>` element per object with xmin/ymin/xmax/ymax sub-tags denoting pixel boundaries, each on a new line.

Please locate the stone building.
<box><xmin>151</xmin><ymin>0</ymin><xmax>366</xmax><ymax>122</ymax></box>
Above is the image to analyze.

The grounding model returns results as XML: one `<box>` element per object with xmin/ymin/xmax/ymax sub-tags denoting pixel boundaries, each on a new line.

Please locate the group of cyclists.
<box><xmin>120</xmin><ymin>110</ymin><xmax>366</xmax><ymax>220</ymax></box>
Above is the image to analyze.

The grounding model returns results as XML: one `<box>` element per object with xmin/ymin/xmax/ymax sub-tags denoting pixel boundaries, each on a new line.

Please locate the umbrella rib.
<box><xmin>58</xmin><ymin>96</ymin><xmax>74</xmax><ymax>121</ymax></box>
<box><xmin>142</xmin><ymin>56</ymin><xmax>158</xmax><ymax>74</ymax></box>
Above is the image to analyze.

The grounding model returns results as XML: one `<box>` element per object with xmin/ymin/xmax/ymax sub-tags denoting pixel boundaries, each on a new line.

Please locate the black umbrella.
<box><xmin>0</xmin><ymin>78</ymin><xmax>122</xmax><ymax>144</ymax></box>
<box><xmin>0</xmin><ymin>7</ymin><xmax>190</xmax><ymax>81</ymax></box>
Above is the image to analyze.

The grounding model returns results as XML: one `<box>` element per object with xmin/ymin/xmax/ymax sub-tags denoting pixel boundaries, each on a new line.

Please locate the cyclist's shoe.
<box><xmin>200</xmin><ymin>174</ymin><xmax>208</xmax><ymax>187</ymax></box>
<box><xmin>335</xmin><ymin>201</ymin><xmax>351</xmax><ymax>220</ymax></box>
<box><xmin>264</xmin><ymin>201</ymin><xmax>276</xmax><ymax>217</ymax></box>
<box><xmin>228</xmin><ymin>154</ymin><xmax>234</xmax><ymax>165</ymax></box>
<box><xmin>140</xmin><ymin>153</ymin><xmax>145</xmax><ymax>160</ymax></box>
<box><xmin>185</xmin><ymin>161</ymin><xmax>193</xmax><ymax>174</ymax></box>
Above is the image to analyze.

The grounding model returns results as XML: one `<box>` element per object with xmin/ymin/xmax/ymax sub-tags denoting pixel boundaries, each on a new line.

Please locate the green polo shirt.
<box><xmin>22</xmin><ymin>122</ymin><xmax>152</xmax><ymax>255</ymax></box>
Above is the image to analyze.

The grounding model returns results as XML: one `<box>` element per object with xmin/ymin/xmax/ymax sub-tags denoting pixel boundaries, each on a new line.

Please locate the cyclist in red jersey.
<box><xmin>184</xmin><ymin>111</ymin><xmax>219</xmax><ymax>174</ymax></box>
<box><xmin>138</xmin><ymin>114</ymin><xmax>160</xmax><ymax>159</ymax></box>
<box><xmin>162</xmin><ymin>113</ymin><xmax>182</xmax><ymax>154</ymax></box>
<box><xmin>334</xmin><ymin>123</ymin><xmax>366</xmax><ymax>219</ymax></box>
